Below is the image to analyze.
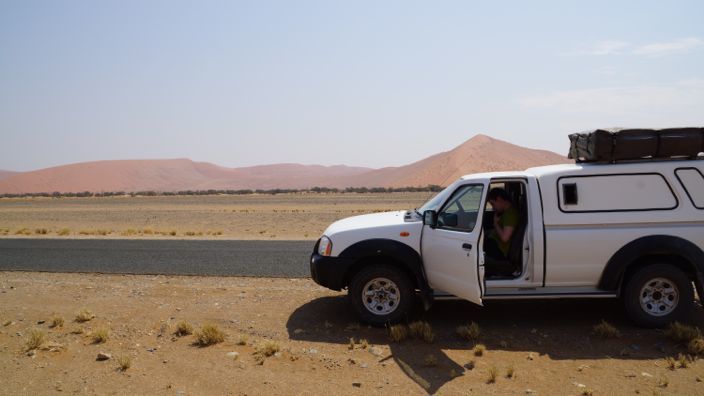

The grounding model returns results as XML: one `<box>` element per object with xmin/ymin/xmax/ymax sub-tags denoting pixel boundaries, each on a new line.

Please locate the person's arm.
<box><xmin>494</xmin><ymin>209</ymin><xmax>517</xmax><ymax>242</ymax></box>
<box><xmin>494</xmin><ymin>222</ymin><xmax>514</xmax><ymax>243</ymax></box>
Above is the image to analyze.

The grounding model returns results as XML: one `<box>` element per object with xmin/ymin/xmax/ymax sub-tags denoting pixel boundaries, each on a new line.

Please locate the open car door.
<box><xmin>421</xmin><ymin>182</ymin><xmax>486</xmax><ymax>305</ymax></box>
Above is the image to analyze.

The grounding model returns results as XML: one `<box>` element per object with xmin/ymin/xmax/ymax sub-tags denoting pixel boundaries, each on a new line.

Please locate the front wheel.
<box><xmin>348</xmin><ymin>264</ymin><xmax>414</xmax><ymax>327</ymax></box>
<box><xmin>623</xmin><ymin>263</ymin><xmax>694</xmax><ymax>328</ymax></box>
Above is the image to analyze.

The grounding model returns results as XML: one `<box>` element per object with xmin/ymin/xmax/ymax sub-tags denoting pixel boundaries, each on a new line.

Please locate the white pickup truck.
<box><xmin>310</xmin><ymin>156</ymin><xmax>704</xmax><ymax>328</ymax></box>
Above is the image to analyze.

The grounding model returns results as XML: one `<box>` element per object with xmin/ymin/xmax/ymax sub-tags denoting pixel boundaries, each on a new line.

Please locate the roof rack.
<box><xmin>568</xmin><ymin>128</ymin><xmax>704</xmax><ymax>164</ymax></box>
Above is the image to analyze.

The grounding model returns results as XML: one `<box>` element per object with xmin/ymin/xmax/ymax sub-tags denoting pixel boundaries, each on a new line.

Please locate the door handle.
<box><xmin>462</xmin><ymin>243</ymin><xmax>472</xmax><ymax>251</ymax></box>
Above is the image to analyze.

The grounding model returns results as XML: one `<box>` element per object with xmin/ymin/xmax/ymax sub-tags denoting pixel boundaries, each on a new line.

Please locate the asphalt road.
<box><xmin>0</xmin><ymin>239</ymin><xmax>314</xmax><ymax>277</ymax></box>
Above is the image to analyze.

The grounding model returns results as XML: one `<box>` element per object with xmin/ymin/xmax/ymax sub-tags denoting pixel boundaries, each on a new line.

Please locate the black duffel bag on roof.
<box><xmin>568</xmin><ymin>127</ymin><xmax>704</xmax><ymax>163</ymax></box>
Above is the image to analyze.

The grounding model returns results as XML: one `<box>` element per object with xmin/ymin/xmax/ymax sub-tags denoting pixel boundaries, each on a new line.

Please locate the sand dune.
<box><xmin>0</xmin><ymin>170</ymin><xmax>18</xmax><ymax>181</ymax></box>
<box><xmin>0</xmin><ymin>135</ymin><xmax>568</xmax><ymax>193</ymax></box>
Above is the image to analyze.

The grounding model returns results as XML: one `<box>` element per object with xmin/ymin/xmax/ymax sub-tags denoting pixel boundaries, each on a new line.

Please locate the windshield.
<box><xmin>417</xmin><ymin>184</ymin><xmax>455</xmax><ymax>213</ymax></box>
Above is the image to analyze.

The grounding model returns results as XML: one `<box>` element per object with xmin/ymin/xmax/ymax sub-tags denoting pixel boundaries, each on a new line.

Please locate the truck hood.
<box><xmin>323</xmin><ymin>210</ymin><xmax>423</xmax><ymax>256</ymax></box>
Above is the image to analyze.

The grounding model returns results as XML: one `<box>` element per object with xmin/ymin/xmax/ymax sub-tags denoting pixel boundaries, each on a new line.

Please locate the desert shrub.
<box><xmin>688</xmin><ymin>338</ymin><xmax>704</xmax><ymax>355</ymax></box>
<box><xmin>473</xmin><ymin>344</ymin><xmax>486</xmax><ymax>356</ymax></box>
<box><xmin>359</xmin><ymin>339</ymin><xmax>369</xmax><ymax>349</ymax></box>
<box><xmin>117</xmin><ymin>355</ymin><xmax>131</xmax><ymax>371</ymax></box>
<box><xmin>456</xmin><ymin>322</ymin><xmax>481</xmax><ymax>341</ymax></box>
<box><xmin>348</xmin><ymin>337</ymin><xmax>355</xmax><ymax>350</ymax></box>
<box><xmin>593</xmin><ymin>319</ymin><xmax>620</xmax><ymax>338</ymax></box>
<box><xmin>57</xmin><ymin>228</ymin><xmax>71</xmax><ymax>236</ymax></box>
<box><xmin>194</xmin><ymin>324</ymin><xmax>226</xmax><ymax>346</ymax></box>
<box><xmin>49</xmin><ymin>316</ymin><xmax>65</xmax><ymax>328</ymax></box>
<box><xmin>678</xmin><ymin>353</ymin><xmax>690</xmax><ymax>368</ymax></box>
<box><xmin>34</xmin><ymin>228</ymin><xmax>48</xmax><ymax>235</ymax></box>
<box><xmin>255</xmin><ymin>340</ymin><xmax>280</xmax><ymax>357</ymax></box>
<box><xmin>75</xmin><ymin>308</ymin><xmax>94</xmax><ymax>323</ymax></box>
<box><xmin>409</xmin><ymin>321</ymin><xmax>435</xmax><ymax>343</ymax></box>
<box><xmin>25</xmin><ymin>329</ymin><xmax>46</xmax><ymax>351</ymax></box>
<box><xmin>91</xmin><ymin>328</ymin><xmax>109</xmax><ymax>344</ymax></box>
<box><xmin>664</xmin><ymin>322</ymin><xmax>700</xmax><ymax>343</ymax></box>
<box><xmin>236</xmin><ymin>334</ymin><xmax>248</xmax><ymax>346</ymax></box>
<box><xmin>174</xmin><ymin>321</ymin><xmax>193</xmax><ymax>336</ymax></box>
<box><xmin>506</xmin><ymin>365</ymin><xmax>515</xmax><ymax>379</ymax></box>
<box><xmin>665</xmin><ymin>356</ymin><xmax>677</xmax><ymax>370</ymax></box>
<box><xmin>388</xmin><ymin>324</ymin><xmax>408</xmax><ymax>343</ymax></box>
<box><xmin>487</xmin><ymin>366</ymin><xmax>498</xmax><ymax>384</ymax></box>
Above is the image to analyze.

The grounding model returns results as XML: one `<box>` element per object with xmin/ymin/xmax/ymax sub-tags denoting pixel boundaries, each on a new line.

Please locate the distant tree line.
<box><xmin>0</xmin><ymin>185</ymin><xmax>443</xmax><ymax>199</ymax></box>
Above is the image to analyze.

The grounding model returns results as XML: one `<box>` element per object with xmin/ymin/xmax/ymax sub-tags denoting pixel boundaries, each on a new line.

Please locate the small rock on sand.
<box><xmin>96</xmin><ymin>352</ymin><xmax>112</xmax><ymax>361</ymax></box>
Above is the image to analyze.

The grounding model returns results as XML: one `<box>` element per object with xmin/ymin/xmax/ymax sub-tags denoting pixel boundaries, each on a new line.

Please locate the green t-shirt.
<box><xmin>490</xmin><ymin>206</ymin><xmax>520</xmax><ymax>257</ymax></box>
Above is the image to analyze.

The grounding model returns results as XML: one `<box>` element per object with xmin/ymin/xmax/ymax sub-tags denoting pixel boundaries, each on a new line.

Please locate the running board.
<box><xmin>483</xmin><ymin>292</ymin><xmax>617</xmax><ymax>300</ymax></box>
<box><xmin>433</xmin><ymin>290</ymin><xmax>618</xmax><ymax>300</ymax></box>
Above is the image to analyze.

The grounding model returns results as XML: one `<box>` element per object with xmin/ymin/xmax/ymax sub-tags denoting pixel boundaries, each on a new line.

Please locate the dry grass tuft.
<box><xmin>359</xmin><ymin>338</ymin><xmax>369</xmax><ymax>349</ymax></box>
<box><xmin>91</xmin><ymin>328</ymin><xmax>109</xmax><ymax>344</ymax></box>
<box><xmin>506</xmin><ymin>365</ymin><xmax>515</xmax><ymax>379</ymax></box>
<box><xmin>236</xmin><ymin>334</ymin><xmax>249</xmax><ymax>346</ymax></box>
<box><xmin>348</xmin><ymin>337</ymin><xmax>355</xmax><ymax>350</ymax></box>
<box><xmin>473</xmin><ymin>344</ymin><xmax>486</xmax><ymax>356</ymax></box>
<box><xmin>15</xmin><ymin>228</ymin><xmax>32</xmax><ymax>236</ymax></box>
<box><xmin>688</xmin><ymin>338</ymin><xmax>704</xmax><ymax>355</ymax></box>
<box><xmin>408</xmin><ymin>321</ymin><xmax>435</xmax><ymax>343</ymax></box>
<box><xmin>70</xmin><ymin>327</ymin><xmax>84</xmax><ymax>335</ymax></box>
<box><xmin>581</xmin><ymin>389</ymin><xmax>594</xmax><ymax>396</ymax></box>
<box><xmin>665</xmin><ymin>356</ymin><xmax>677</xmax><ymax>370</ymax></box>
<box><xmin>194</xmin><ymin>324</ymin><xmax>226</xmax><ymax>346</ymax></box>
<box><xmin>57</xmin><ymin>228</ymin><xmax>71</xmax><ymax>236</ymax></box>
<box><xmin>678</xmin><ymin>353</ymin><xmax>690</xmax><ymax>368</ymax></box>
<box><xmin>25</xmin><ymin>329</ymin><xmax>46</xmax><ymax>351</ymax></box>
<box><xmin>34</xmin><ymin>228</ymin><xmax>48</xmax><ymax>235</ymax></box>
<box><xmin>255</xmin><ymin>340</ymin><xmax>280</xmax><ymax>357</ymax></box>
<box><xmin>423</xmin><ymin>354</ymin><xmax>438</xmax><ymax>367</ymax></box>
<box><xmin>664</xmin><ymin>322</ymin><xmax>700</xmax><ymax>343</ymax></box>
<box><xmin>593</xmin><ymin>319</ymin><xmax>621</xmax><ymax>338</ymax></box>
<box><xmin>388</xmin><ymin>324</ymin><xmax>409</xmax><ymax>343</ymax></box>
<box><xmin>456</xmin><ymin>322</ymin><xmax>481</xmax><ymax>341</ymax></box>
<box><xmin>117</xmin><ymin>355</ymin><xmax>131</xmax><ymax>371</ymax></box>
<box><xmin>75</xmin><ymin>308</ymin><xmax>94</xmax><ymax>323</ymax></box>
<box><xmin>174</xmin><ymin>321</ymin><xmax>193</xmax><ymax>336</ymax></box>
<box><xmin>49</xmin><ymin>316</ymin><xmax>64</xmax><ymax>328</ymax></box>
<box><xmin>486</xmin><ymin>366</ymin><xmax>498</xmax><ymax>384</ymax></box>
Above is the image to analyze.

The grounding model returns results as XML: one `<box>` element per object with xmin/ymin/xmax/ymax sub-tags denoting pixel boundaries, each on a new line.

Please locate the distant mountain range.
<box><xmin>0</xmin><ymin>135</ymin><xmax>568</xmax><ymax>194</ymax></box>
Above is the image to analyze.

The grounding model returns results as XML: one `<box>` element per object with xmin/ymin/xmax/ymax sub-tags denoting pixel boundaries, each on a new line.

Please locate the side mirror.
<box><xmin>423</xmin><ymin>210</ymin><xmax>438</xmax><ymax>228</ymax></box>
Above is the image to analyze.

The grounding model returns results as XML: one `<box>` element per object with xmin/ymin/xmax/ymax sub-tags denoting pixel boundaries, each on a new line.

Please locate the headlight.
<box><xmin>318</xmin><ymin>236</ymin><xmax>332</xmax><ymax>256</ymax></box>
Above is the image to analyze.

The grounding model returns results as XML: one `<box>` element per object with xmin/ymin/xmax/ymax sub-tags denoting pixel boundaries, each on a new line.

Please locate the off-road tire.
<box><xmin>623</xmin><ymin>263</ymin><xmax>694</xmax><ymax>328</ymax></box>
<box><xmin>348</xmin><ymin>264</ymin><xmax>415</xmax><ymax>327</ymax></box>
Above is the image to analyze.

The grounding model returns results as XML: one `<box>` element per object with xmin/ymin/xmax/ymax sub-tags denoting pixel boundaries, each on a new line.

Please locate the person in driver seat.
<box><xmin>484</xmin><ymin>188</ymin><xmax>520</xmax><ymax>260</ymax></box>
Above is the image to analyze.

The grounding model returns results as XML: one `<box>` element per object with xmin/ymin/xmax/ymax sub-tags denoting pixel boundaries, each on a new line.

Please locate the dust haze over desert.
<box><xmin>0</xmin><ymin>134</ymin><xmax>567</xmax><ymax>194</ymax></box>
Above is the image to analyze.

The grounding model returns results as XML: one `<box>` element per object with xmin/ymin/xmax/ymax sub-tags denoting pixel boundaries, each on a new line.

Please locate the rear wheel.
<box><xmin>348</xmin><ymin>264</ymin><xmax>414</xmax><ymax>326</ymax></box>
<box><xmin>623</xmin><ymin>263</ymin><xmax>693</xmax><ymax>328</ymax></box>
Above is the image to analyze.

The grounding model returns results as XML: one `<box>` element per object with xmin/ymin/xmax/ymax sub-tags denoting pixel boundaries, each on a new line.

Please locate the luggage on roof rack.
<box><xmin>568</xmin><ymin>127</ymin><xmax>704</xmax><ymax>163</ymax></box>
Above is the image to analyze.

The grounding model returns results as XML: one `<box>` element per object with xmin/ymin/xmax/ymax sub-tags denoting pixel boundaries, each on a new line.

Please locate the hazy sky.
<box><xmin>1</xmin><ymin>1</ymin><xmax>703</xmax><ymax>171</ymax></box>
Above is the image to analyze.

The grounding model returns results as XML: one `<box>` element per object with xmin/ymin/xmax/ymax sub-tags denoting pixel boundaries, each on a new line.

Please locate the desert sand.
<box><xmin>1</xmin><ymin>271</ymin><xmax>703</xmax><ymax>395</ymax></box>
<box><xmin>0</xmin><ymin>192</ymin><xmax>430</xmax><ymax>240</ymax></box>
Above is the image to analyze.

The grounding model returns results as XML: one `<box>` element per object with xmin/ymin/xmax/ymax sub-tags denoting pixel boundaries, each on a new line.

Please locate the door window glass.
<box><xmin>438</xmin><ymin>184</ymin><xmax>484</xmax><ymax>232</ymax></box>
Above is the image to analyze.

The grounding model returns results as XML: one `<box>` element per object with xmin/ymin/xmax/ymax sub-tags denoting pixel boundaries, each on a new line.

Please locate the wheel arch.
<box><xmin>599</xmin><ymin>235</ymin><xmax>704</xmax><ymax>297</ymax></box>
<box><xmin>339</xmin><ymin>238</ymin><xmax>433</xmax><ymax>309</ymax></box>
